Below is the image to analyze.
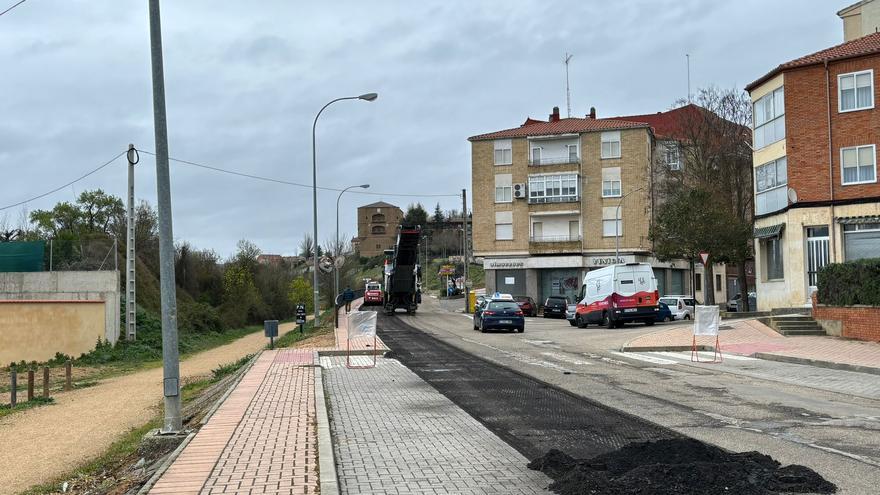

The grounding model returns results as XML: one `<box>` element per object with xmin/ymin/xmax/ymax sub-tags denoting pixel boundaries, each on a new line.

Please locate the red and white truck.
<box><xmin>363</xmin><ymin>280</ymin><xmax>384</xmax><ymax>306</ymax></box>
<box><xmin>573</xmin><ymin>263</ymin><xmax>659</xmax><ymax>328</ymax></box>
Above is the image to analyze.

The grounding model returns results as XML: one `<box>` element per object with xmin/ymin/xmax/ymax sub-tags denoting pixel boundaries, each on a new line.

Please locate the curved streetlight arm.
<box><xmin>334</xmin><ymin>183</ymin><xmax>370</xmax><ymax>314</ymax></box>
<box><xmin>615</xmin><ymin>186</ymin><xmax>647</xmax><ymax>260</ymax></box>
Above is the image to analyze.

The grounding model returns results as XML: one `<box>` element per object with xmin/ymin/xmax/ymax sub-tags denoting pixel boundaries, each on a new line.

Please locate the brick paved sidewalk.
<box><xmin>322</xmin><ymin>356</ymin><xmax>551</xmax><ymax>494</ymax></box>
<box><xmin>624</xmin><ymin>318</ymin><xmax>880</xmax><ymax>371</ymax></box>
<box><xmin>149</xmin><ymin>349</ymin><xmax>318</xmax><ymax>495</ymax></box>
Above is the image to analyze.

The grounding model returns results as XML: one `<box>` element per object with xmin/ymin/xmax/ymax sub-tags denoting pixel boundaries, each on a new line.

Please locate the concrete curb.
<box><xmin>754</xmin><ymin>352</ymin><xmax>880</xmax><ymax>376</ymax></box>
<box><xmin>315</xmin><ymin>365</ymin><xmax>339</xmax><ymax>495</ymax></box>
<box><xmin>621</xmin><ymin>345</ymin><xmax>715</xmax><ymax>353</ymax></box>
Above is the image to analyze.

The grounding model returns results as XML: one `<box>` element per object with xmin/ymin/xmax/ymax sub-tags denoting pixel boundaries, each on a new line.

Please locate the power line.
<box><xmin>136</xmin><ymin>149</ymin><xmax>461</xmax><ymax>198</ymax></box>
<box><xmin>0</xmin><ymin>0</ymin><xmax>28</xmax><ymax>17</ymax></box>
<box><xmin>0</xmin><ymin>150</ymin><xmax>126</xmax><ymax>212</ymax></box>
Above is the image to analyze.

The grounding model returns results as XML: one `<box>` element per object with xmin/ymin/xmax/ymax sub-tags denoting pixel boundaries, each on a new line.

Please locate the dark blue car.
<box><xmin>473</xmin><ymin>301</ymin><xmax>525</xmax><ymax>333</ymax></box>
<box><xmin>655</xmin><ymin>302</ymin><xmax>672</xmax><ymax>322</ymax></box>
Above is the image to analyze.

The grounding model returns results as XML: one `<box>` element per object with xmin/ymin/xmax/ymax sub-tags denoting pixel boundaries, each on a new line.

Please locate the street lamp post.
<box><xmin>615</xmin><ymin>186</ymin><xmax>646</xmax><ymax>260</ymax></box>
<box><xmin>335</xmin><ymin>184</ymin><xmax>370</xmax><ymax>304</ymax></box>
<box><xmin>311</xmin><ymin>93</ymin><xmax>378</xmax><ymax>322</ymax></box>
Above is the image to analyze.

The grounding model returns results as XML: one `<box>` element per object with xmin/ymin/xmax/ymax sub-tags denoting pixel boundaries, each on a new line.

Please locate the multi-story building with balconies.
<box><xmin>470</xmin><ymin>106</ymin><xmax>728</xmax><ymax>305</ymax></box>
<box><xmin>746</xmin><ymin>32</ymin><xmax>880</xmax><ymax>310</ymax></box>
<box><xmin>352</xmin><ymin>201</ymin><xmax>404</xmax><ymax>258</ymax></box>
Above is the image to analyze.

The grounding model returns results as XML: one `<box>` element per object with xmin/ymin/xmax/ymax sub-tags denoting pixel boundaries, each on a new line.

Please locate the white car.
<box><xmin>658</xmin><ymin>296</ymin><xmax>698</xmax><ymax>321</ymax></box>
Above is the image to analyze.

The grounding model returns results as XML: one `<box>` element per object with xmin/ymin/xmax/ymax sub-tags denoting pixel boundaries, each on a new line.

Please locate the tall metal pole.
<box><xmin>125</xmin><ymin>145</ymin><xmax>138</xmax><ymax>341</ymax></box>
<box><xmin>335</xmin><ymin>184</ymin><xmax>369</xmax><ymax>305</ymax></box>
<box><xmin>564</xmin><ymin>53</ymin><xmax>573</xmax><ymax>118</ymax></box>
<box><xmin>462</xmin><ymin>189</ymin><xmax>468</xmax><ymax>313</ymax></box>
<box><xmin>311</xmin><ymin>94</ymin><xmax>377</xmax><ymax>322</ymax></box>
<box><xmin>148</xmin><ymin>0</ymin><xmax>181</xmax><ymax>433</ymax></box>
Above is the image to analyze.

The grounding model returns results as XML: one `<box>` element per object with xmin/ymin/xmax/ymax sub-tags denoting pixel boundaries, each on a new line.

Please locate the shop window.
<box><xmin>844</xmin><ymin>223</ymin><xmax>880</xmax><ymax>261</ymax></box>
<box><xmin>762</xmin><ymin>236</ymin><xmax>784</xmax><ymax>280</ymax></box>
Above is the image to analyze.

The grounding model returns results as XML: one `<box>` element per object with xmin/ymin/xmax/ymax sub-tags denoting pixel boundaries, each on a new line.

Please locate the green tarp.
<box><xmin>0</xmin><ymin>241</ymin><xmax>46</xmax><ymax>272</ymax></box>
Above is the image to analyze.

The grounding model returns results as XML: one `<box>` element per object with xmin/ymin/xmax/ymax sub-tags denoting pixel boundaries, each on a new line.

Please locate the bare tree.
<box><xmin>652</xmin><ymin>87</ymin><xmax>753</xmax><ymax>308</ymax></box>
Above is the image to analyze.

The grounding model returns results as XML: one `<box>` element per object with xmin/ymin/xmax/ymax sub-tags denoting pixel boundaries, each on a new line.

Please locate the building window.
<box><xmin>601</xmin><ymin>167</ymin><xmax>621</xmax><ymax>198</ymax></box>
<box><xmin>371</xmin><ymin>225</ymin><xmax>386</xmax><ymax>234</ymax></box>
<box><xmin>762</xmin><ymin>236</ymin><xmax>784</xmax><ymax>280</ymax></box>
<box><xmin>528</xmin><ymin>173</ymin><xmax>579</xmax><ymax>203</ymax></box>
<box><xmin>568</xmin><ymin>144</ymin><xmax>578</xmax><ymax>163</ymax></box>
<box><xmin>602</xmin><ymin>206</ymin><xmax>622</xmax><ymax>237</ymax></box>
<box><xmin>371</xmin><ymin>213</ymin><xmax>385</xmax><ymax>223</ymax></box>
<box><xmin>493</xmin><ymin>139</ymin><xmax>512</xmax><ymax>165</ymax></box>
<box><xmin>494</xmin><ymin>173</ymin><xmax>513</xmax><ymax>203</ymax></box>
<box><xmin>753</xmin><ymin>87</ymin><xmax>785</xmax><ymax>149</ymax></box>
<box><xmin>495</xmin><ymin>211</ymin><xmax>513</xmax><ymax>240</ymax></box>
<box><xmin>531</xmin><ymin>147</ymin><xmax>542</xmax><ymax>165</ymax></box>
<box><xmin>601</xmin><ymin>131</ymin><xmax>621</xmax><ymax>159</ymax></box>
<box><xmin>844</xmin><ymin>223</ymin><xmax>880</xmax><ymax>260</ymax></box>
<box><xmin>665</xmin><ymin>142</ymin><xmax>680</xmax><ymax>170</ymax></box>
<box><xmin>841</xmin><ymin>144</ymin><xmax>876</xmax><ymax>185</ymax></box>
<box><xmin>839</xmin><ymin>70</ymin><xmax>874</xmax><ymax>112</ymax></box>
<box><xmin>695</xmin><ymin>273</ymin><xmax>702</xmax><ymax>291</ymax></box>
<box><xmin>755</xmin><ymin>157</ymin><xmax>788</xmax><ymax>215</ymax></box>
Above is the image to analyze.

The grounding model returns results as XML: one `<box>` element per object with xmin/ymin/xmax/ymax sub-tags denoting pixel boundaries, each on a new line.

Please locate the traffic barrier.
<box><xmin>691</xmin><ymin>306</ymin><xmax>722</xmax><ymax>363</ymax></box>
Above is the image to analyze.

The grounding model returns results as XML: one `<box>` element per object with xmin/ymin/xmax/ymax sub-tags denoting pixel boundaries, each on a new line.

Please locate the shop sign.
<box><xmin>487</xmin><ymin>260</ymin><xmax>526</xmax><ymax>269</ymax></box>
<box><xmin>587</xmin><ymin>255</ymin><xmax>635</xmax><ymax>266</ymax></box>
<box><xmin>438</xmin><ymin>264</ymin><xmax>456</xmax><ymax>275</ymax></box>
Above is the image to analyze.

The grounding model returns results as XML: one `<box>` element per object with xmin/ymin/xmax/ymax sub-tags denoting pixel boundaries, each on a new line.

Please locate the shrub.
<box><xmin>817</xmin><ymin>258</ymin><xmax>880</xmax><ymax>306</ymax></box>
<box><xmin>179</xmin><ymin>301</ymin><xmax>224</xmax><ymax>334</ymax></box>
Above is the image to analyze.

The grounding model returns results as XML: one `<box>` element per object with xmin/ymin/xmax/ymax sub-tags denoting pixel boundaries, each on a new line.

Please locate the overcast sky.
<box><xmin>0</xmin><ymin>0</ymin><xmax>843</xmax><ymax>257</ymax></box>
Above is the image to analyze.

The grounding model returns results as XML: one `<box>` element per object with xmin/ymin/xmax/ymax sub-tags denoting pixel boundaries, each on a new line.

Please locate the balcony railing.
<box><xmin>530</xmin><ymin>234</ymin><xmax>582</xmax><ymax>243</ymax></box>
<box><xmin>528</xmin><ymin>195</ymin><xmax>579</xmax><ymax>204</ymax></box>
<box><xmin>529</xmin><ymin>156</ymin><xmax>580</xmax><ymax>166</ymax></box>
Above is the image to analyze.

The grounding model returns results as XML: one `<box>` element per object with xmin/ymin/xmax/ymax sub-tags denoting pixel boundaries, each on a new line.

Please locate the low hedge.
<box><xmin>817</xmin><ymin>258</ymin><xmax>880</xmax><ymax>306</ymax></box>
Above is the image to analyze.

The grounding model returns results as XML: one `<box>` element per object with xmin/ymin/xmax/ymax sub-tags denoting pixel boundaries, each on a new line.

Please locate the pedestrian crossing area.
<box><xmin>610</xmin><ymin>350</ymin><xmax>758</xmax><ymax>366</ymax></box>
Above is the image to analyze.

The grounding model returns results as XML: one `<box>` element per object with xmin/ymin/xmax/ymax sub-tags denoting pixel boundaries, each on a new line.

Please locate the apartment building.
<box><xmin>746</xmin><ymin>32</ymin><xmax>880</xmax><ymax>310</ymax></box>
<box><xmin>469</xmin><ymin>106</ymin><xmax>727</xmax><ymax>305</ymax></box>
<box><xmin>839</xmin><ymin>0</ymin><xmax>880</xmax><ymax>42</ymax></box>
<box><xmin>353</xmin><ymin>201</ymin><xmax>404</xmax><ymax>257</ymax></box>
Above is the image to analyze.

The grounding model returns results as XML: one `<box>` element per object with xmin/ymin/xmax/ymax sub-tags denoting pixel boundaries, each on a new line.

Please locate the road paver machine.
<box><xmin>383</xmin><ymin>225</ymin><xmax>422</xmax><ymax>315</ymax></box>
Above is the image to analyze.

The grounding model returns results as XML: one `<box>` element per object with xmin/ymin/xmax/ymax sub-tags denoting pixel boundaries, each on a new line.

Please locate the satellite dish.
<box><xmin>787</xmin><ymin>187</ymin><xmax>798</xmax><ymax>204</ymax></box>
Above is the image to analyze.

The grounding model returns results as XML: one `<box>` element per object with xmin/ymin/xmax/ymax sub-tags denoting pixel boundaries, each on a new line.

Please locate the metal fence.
<box><xmin>46</xmin><ymin>238</ymin><xmax>119</xmax><ymax>272</ymax></box>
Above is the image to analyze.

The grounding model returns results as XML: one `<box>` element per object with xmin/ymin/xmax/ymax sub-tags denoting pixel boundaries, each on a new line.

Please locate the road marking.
<box><xmin>539</xmin><ymin>351</ymin><xmax>593</xmax><ymax>366</ymax></box>
<box><xmin>610</xmin><ymin>351</ymin><xmax>678</xmax><ymax>365</ymax></box>
<box><xmin>655</xmin><ymin>351</ymin><xmax>757</xmax><ymax>362</ymax></box>
<box><xmin>460</xmin><ymin>337</ymin><xmax>576</xmax><ymax>373</ymax></box>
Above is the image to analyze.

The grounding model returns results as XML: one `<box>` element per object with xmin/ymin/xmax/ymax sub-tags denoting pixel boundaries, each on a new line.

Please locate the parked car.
<box><xmin>726</xmin><ymin>292</ymin><xmax>757</xmax><ymax>312</ymax></box>
<box><xmin>573</xmin><ymin>263</ymin><xmax>660</xmax><ymax>328</ymax></box>
<box><xmin>566</xmin><ymin>303</ymin><xmax>578</xmax><ymax>326</ymax></box>
<box><xmin>655</xmin><ymin>302</ymin><xmax>672</xmax><ymax>322</ymax></box>
<box><xmin>473</xmin><ymin>300</ymin><xmax>525</xmax><ymax>333</ymax></box>
<box><xmin>543</xmin><ymin>296</ymin><xmax>569</xmax><ymax>319</ymax></box>
<box><xmin>658</xmin><ymin>296</ymin><xmax>698</xmax><ymax>321</ymax></box>
<box><xmin>515</xmin><ymin>296</ymin><xmax>538</xmax><ymax>317</ymax></box>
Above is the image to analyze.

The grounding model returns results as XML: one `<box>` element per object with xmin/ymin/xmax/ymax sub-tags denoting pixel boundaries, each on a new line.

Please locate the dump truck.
<box><xmin>382</xmin><ymin>225</ymin><xmax>422</xmax><ymax>315</ymax></box>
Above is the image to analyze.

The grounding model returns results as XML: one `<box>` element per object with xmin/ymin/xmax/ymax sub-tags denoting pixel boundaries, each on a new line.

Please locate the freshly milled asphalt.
<box><xmin>377</xmin><ymin>311</ymin><xmax>677</xmax><ymax>460</ymax></box>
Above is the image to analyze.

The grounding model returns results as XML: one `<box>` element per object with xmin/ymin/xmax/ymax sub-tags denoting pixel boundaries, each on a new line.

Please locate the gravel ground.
<box><xmin>0</xmin><ymin>322</ymin><xmax>305</xmax><ymax>495</ymax></box>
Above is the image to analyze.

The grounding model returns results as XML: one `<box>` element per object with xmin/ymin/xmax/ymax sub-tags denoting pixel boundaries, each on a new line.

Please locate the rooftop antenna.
<box><xmin>686</xmin><ymin>53</ymin><xmax>691</xmax><ymax>104</ymax></box>
<box><xmin>564</xmin><ymin>52</ymin><xmax>573</xmax><ymax>118</ymax></box>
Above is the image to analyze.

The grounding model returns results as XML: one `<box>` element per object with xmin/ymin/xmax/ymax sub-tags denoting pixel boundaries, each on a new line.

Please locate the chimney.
<box><xmin>549</xmin><ymin>106</ymin><xmax>560</xmax><ymax>122</ymax></box>
<box><xmin>589</xmin><ymin>107</ymin><xmax>596</xmax><ymax>119</ymax></box>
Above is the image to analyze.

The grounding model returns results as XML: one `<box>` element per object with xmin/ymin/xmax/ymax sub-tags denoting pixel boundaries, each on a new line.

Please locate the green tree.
<box><xmin>288</xmin><ymin>277</ymin><xmax>314</xmax><ymax>314</ymax></box>
<box><xmin>403</xmin><ymin>203</ymin><xmax>428</xmax><ymax>227</ymax></box>
<box><xmin>432</xmin><ymin>203</ymin><xmax>444</xmax><ymax>224</ymax></box>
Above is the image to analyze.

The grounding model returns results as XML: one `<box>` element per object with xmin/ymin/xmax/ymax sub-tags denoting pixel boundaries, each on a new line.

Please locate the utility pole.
<box><xmin>462</xmin><ymin>189</ymin><xmax>468</xmax><ymax>313</ymax></box>
<box><xmin>125</xmin><ymin>145</ymin><xmax>138</xmax><ymax>341</ymax></box>
<box><xmin>564</xmin><ymin>53</ymin><xmax>573</xmax><ymax>118</ymax></box>
<box><xmin>148</xmin><ymin>0</ymin><xmax>182</xmax><ymax>434</ymax></box>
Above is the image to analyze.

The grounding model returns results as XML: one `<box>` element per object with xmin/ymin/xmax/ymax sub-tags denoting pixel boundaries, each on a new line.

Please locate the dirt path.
<box><xmin>0</xmin><ymin>322</ymin><xmax>303</xmax><ymax>495</ymax></box>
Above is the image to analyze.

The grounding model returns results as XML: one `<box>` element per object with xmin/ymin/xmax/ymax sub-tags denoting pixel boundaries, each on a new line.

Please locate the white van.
<box><xmin>573</xmin><ymin>263</ymin><xmax>660</xmax><ymax>328</ymax></box>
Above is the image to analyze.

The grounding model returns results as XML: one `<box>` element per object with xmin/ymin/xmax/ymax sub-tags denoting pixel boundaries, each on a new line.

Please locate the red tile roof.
<box><xmin>611</xmin><ymin>104</ymin><xmax>704</xmax><ymax>140</ymax></box>
<box><xmin>468</xmin><ymin>117</ymin><xmax>648</xmax><ymax>141</ymax></box>
<box><xmin>746</xmin><ymin>31</ymin><xmax>880</xmax><ymax>91</ymax></box>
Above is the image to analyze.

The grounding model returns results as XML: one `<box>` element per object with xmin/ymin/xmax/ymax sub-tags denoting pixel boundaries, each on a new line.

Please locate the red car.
<box><xmin>515</xmin><ymin>296</ymin><xmax>538</xmax><ymax>317</ymax></box>
<box><xmin>364</xmin><ymin>281</ymin><xmax>383</xmax><ymax>306</ymax></box>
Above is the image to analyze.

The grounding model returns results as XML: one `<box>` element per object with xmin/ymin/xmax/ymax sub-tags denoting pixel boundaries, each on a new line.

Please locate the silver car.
<box><xmin>658</xmin><ymin>296</ymin><xmax>697</xmax><ymax>320</ymax></box>
<box><xmin>566</xmin><ymin>303</ymin><xmax>578</xmax><ymax>326</ymax></box>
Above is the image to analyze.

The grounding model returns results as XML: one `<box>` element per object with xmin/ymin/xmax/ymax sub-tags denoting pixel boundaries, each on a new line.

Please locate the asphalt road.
<box><xmin>388</xmin><ymin>296</ymin><xmax>880</xmax><ymax>495</ymax></box>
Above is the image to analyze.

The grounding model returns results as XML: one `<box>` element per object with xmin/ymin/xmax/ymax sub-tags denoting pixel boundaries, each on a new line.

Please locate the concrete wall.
<box><xmin>0</xmin><ymin>301</ymin><xmax>106</xmax><ymax>364</ymax></box>
<box><xmin>0</xmin><ymin>271</ymin><xmax>120</xmax><ymax>349</ymax></box>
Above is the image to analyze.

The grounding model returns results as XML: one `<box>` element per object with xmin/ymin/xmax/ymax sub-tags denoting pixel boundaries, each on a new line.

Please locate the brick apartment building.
<box><xmin>353</xmin><ymin>201</ymin><xmax>404</xmax><ymax>258</ymax></box>
<box><xmin>469</xmin><ymin>106</ymin><xmax>728</xmax><ymax>305</ymax></box>
<box><xmin>746</xmin><ymin>31</ymin><xmax>880</xmax><ymax>310</ymax></box>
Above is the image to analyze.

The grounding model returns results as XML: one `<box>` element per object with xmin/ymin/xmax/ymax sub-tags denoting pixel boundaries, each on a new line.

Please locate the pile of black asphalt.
<box><xmin>528</xmin><ymin>439</ymin><xmax>837</xmax><ymax>495</ymax></box>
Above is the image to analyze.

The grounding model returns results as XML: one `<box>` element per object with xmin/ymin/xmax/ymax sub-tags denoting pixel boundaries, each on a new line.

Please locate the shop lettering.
<box><xmin>488</xmin><ymin>261</ymin><xmax>525</xmax><ymax>269</ymax></box>
<box><xmin>591</xmin><ymin>257</ymin><xmax>626</xmax><ymax>266</ymax></box>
